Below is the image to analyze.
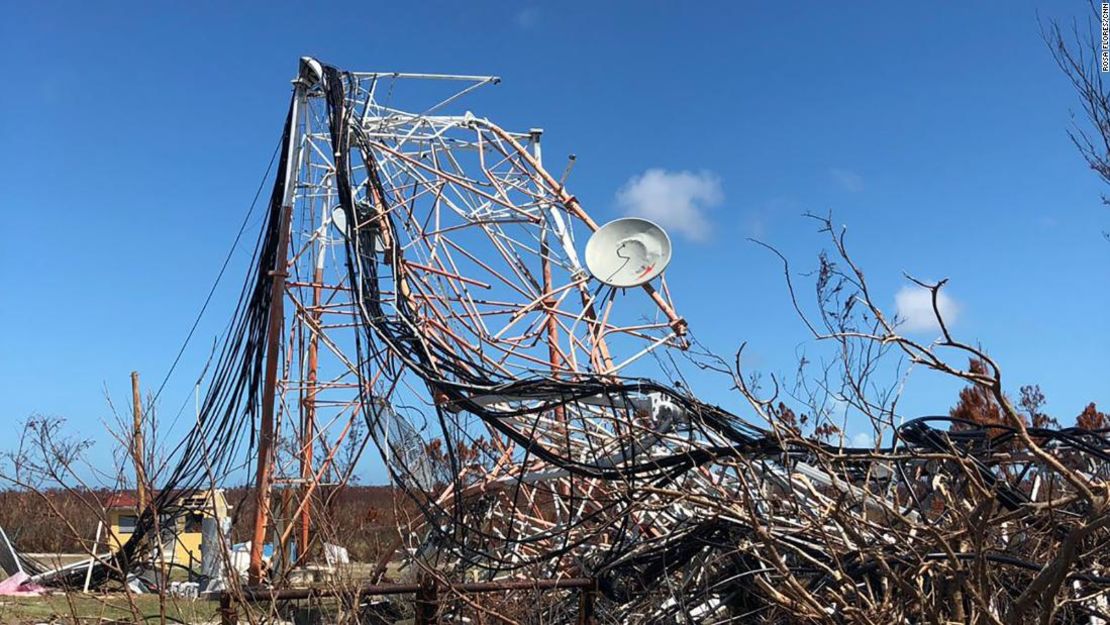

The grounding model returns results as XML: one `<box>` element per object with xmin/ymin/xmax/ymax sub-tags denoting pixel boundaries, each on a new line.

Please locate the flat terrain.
<box><xmin>0</xmin><ymin>594</ymin><xmax>220</xmax><ymax>624</ymax></box>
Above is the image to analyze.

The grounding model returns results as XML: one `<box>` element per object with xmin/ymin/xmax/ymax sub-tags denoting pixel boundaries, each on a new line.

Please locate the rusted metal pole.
<box><xmin>414</xmin><ymin>575</ymin><xmax>440</xmax><ymax>625</ymax></box>
<box><xmin>130</xmin><ymin>371</ymin><xmax>147</xmax><ymax>511</ymax></box>
<box><xmin>300</xmin><ymin>262</ymin><xmax>322</xmax><ymax>563</ymax></box>
<box><xmin>278</xmin><ymin>486</ymin><xmax>294</xmax><ymax>574</ymax></box>
<box><xmin>219</xmin><ymin>592</ymin><xmax>237</xmax><ymax>625</ymax></box>
<box><xmin>534</xmin><ymin>130</ymin><xmax>572</xmax><ymax>520</ymax></box>
<box><xmin>577</xmin><ymin>583</ymin><xmax>596</xmax><ymax>625</ymax></box>
<box><xmin>532</xmin><ymin>129</ymin><xmax>565</xmax><ymax>386</ymax></box>
<box><xmin>247</xmin><ymin>61</ymin><xmax>310</xmax><ymax>585</ymax></box>
<box><xmin>248</xmin><ymin>205</ymin><xmax>293</xmax><ymax>585</ymax></box>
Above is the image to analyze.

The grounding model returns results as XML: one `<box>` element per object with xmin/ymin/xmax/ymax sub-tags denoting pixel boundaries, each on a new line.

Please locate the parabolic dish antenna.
<box><xmin>331</xmin><ymin>207</ymin><xmax>349</xmax><ymax>236</ymax></box>
<box><xmin>584</xmin><ymin>217</ymin><xmax>672</xmax><ymax>287</ymax></box>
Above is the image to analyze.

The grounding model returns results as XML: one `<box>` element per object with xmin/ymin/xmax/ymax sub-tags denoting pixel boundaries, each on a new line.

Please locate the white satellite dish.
<box><xmin>331</xmin><ymin>207</ymin><xmax>349</xmax><ymax>236</ymax></box>
<box><xmin>584</xmin><ymin>217</ymin><xmax>672</xmax><ymax>287</ymax></box>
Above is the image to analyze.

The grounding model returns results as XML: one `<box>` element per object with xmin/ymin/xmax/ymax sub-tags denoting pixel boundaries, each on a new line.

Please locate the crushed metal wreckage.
<box><xmin>25</xmin><ymin>59</ymin><xmax>1110</xmax><ymax>622</ymax></box>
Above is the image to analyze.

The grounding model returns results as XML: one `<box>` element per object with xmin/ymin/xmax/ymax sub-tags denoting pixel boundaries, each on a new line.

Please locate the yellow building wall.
<box><xmin>106</xmin><ymin>510</ymin><xmax>203</xmax><ymax>565</ymax></box>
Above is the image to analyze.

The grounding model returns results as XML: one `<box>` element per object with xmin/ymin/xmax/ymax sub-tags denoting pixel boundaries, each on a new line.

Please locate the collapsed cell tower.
<box><xmin>145</xmin><ymin>57</ymin><xmax>1110</xmax><ymax>624</ymax></box>
<box><xmin>252</xmin><ymin>57</ymin><xmax>693</xmax><ymax>583</ymax></box>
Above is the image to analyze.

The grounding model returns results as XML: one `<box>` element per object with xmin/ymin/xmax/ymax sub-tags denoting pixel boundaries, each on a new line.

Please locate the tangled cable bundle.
<box><xmin>111</xmin><ymin>60</ymin><xmax>1110</xmax><ymax>623</ymax></box>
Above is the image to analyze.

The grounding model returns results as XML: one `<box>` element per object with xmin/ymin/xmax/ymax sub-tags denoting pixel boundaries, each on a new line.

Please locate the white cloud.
<box><xmin>829</xmin><ymin>168</ymin><xmax>864</xmax><ymax>192</ymax></box>
<box><xmin>615</xmin><ymin>169</ymin><xmax>723</xmax><ymax>241</ymax></box>
<box><xmin>894</xmin><ymin>285</ymin><xmax>959</xmax><ymax>333</ymax></box>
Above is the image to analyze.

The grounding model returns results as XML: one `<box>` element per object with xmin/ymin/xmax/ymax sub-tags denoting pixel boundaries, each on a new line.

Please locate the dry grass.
<box><xmin>0</xmin><ymin>593</ymin><xmax>220</xmax><ymax>624</ymax></box>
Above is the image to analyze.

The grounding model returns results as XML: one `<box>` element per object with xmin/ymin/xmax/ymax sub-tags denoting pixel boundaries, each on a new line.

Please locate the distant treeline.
<box><xmin>0</xmin><ymin>485</ymin><xmax>405</xmax><ymax>563</ymax></box>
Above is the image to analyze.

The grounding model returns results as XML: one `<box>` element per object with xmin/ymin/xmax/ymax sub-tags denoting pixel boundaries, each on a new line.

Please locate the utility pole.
<box><xmin>130</xmin><ymin>371</ymin><xmax>147</xmax><ymax>511</ymax></box>
<box><xmin>248</xmin><ymin>62</ymin><xmax>311</xmax><ymax>585</ymax></box>
<box><xmin>248</xmin><ymin>205</ymin><xmax>292</xmax><ymax>585</ymax></box>
<box><xmin>248</xmin><ymin>160</ymin><xmax>291</xmax><ymax>586</ymax></box>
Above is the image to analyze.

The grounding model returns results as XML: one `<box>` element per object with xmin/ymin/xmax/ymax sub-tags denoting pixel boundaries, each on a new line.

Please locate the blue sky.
<box><xmin>2</xmin><ymin>2</ymin><xmax>1107</xmax><ymax>482</ymax></box>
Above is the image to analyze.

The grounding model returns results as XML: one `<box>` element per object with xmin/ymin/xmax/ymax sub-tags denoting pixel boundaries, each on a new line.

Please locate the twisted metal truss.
<box><xmin>85</xmin><ymin>58</ymin><xmax>1109</xmax><ymax>623</ymax></box>
<box><xmin>279</xmin><ymin>63</ymin><xmax>692</xmax><ymax>517</ymax></box>
<box><xmin>271</xmin><ymin>57</ymin><xmax>779</xmax><ymax>605</ymax></box>
<box><xmin>268</xmin><ymin>59</ymin><xmax>1110</xmax><ymax>623</ymax></box>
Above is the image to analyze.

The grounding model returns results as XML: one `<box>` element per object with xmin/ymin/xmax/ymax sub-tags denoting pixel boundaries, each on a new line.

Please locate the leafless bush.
<box><xmin>700</xmin><ymin>213</ymin><xmax>1110</xmax><ymax>624</ymax></box>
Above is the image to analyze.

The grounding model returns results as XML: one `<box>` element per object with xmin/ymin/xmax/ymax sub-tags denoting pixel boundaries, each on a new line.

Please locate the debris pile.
<box><xmin>37</xmin><ymin>59</ymin><xmax>1110</xmax><ymax>623</ymax></box>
